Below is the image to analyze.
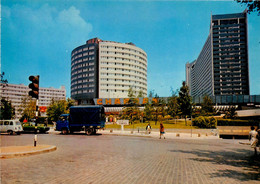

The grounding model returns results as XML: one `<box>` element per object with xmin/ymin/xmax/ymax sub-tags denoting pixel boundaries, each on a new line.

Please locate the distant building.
<box><xmin>71</xmin><ymin>38</ymin><xmax>147</xmax><ymax>105</ymax></box>
<box><xmin>186</xmin><ymin>10</ymin><xmax>249</xmax><ymax>97</ymax></box>
<box><xmin>0</xmin><ymin>83</ymin><xmax>66</xmax><ymax>119</ymax></box>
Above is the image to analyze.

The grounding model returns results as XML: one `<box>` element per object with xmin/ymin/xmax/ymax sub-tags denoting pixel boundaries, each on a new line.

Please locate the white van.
<box><xmin>0</xmin><ymin>120</ymin><xmax>23</xmax><ymax>135</ymax></box>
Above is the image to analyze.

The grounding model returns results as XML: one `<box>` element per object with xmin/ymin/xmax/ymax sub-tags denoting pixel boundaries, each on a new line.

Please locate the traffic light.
<box><xmin>28</xmin><ymin>75</ymin><xmax>39</xmax><ymax>99</ymax></box>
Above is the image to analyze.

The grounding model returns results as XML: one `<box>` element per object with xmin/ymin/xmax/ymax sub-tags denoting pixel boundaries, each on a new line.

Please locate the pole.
<box><xmin>34</xmin><ymin>135</ymin><xmax>37</xmax><ymax>147</ymax></box>
<box><xmin>191</xmin><ymin>113</ymin><xmax>192</xmax><ymax>137</ymax></box>
<box><xmin>36</xmin><ymin>99</ymin><xmax>39</xmax><ymax>118</ymax></box>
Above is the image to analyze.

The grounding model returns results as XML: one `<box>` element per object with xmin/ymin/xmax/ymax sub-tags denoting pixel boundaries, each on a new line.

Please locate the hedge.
<box><xmin>193</xmin><ymin>116</ymin><xmax>217</xmax><ymax>128</ymax></box>
<box><xmin>217</xmin><ymin>119</ymin><xmax>259</xmax><ymax>126</ymax></box>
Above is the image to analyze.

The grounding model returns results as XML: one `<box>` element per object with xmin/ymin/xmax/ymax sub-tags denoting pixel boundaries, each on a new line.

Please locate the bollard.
<box><xmin>206</xmin><ymin>133</ymin><xmax>208</xmax><ymax>136</ymax></box>
<box><xmin>176</xmin><ymin>133</ymin><xmax>180</xmax><ymax>137</ymax></box>
<box><xmin>110</xmin><ymin>129</ymin><xmax>113</xmax><ymax>133</ymax></box>
<box><xmin>34</xmin><ymin>135</ymin><xmax>37</xmax><ymax>147</ymax></box>
<box><xmin>198</xmin><ymin>133</ymin><xmax>200</xmax><ymax>137</ymax></box>
<box><xmin>131</xmin><ymin>131</ymin><xmax>133</xmax><ymax>134</ymax></box>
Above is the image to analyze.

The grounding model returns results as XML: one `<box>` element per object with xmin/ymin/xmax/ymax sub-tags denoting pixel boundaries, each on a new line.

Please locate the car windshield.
<box><xmin>15</xmin><ymin>121</ymin><xmax>21</xmax><ymax>125</ymax></box>
<box><xmin>59</xmin><ymin>115</ymin><xmax>68</xmax><ymax>121</ymax></box>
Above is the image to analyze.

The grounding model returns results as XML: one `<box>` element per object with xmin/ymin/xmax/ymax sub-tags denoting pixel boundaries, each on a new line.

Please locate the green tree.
<box><xmin>18</xmin><ymin>96</ymin><xmax>36</xmax><ymax>122</ymax></box>
<box><xmin>47</xmin><ymin>99</ymin><xmax>70</xmax><ymax>122</ymax></box>
<box><xmin>144</xmin><ymin>100</ymin><xmax>153</xmax><ymax>121</ymax></box>
<box><xmin>0</xmin><ymin>99</ymin><xmax>15</xmax><ymax>120</ymax></box>
<box><xmin>137</xmin><ymin>90</ymin><xmax>145</xmax><ymax>98</ymax></box>
<box><xmin>178</xmin><ymin>81</ymin><xmax>192</xmax><ymax>125</ymax></box>
<box><xmin>224</xmin><ymin>106</ymin><xmax>238</xmax><ymax>119</ymax></box>
<box><xmin>120</xmin><ymin>87</ymin><xmax>140</xmax><ymax>124</ymax></box>
<box><xmin>66</xmin><ymin>98</ymin><xmax>75</xmax><ymax>110</ymax></box>
<box><xmin>0</xmin><ymin>72</ymin><xmax>8</xmax><ymax>86</ymax></box>
<box><xmin>167</xmin><ymin>94</ymin><xmax>179</xmax><ymax>120</ymax></box>
<box><xmin>148</xmin><ymin>90</ymin><xmax>154</xmax><ymax>98</ymax></box>
<box><xmin>201</xmin><ymin>95</ymin><xmax>215</xmax><ymax>116</ymax></box>
<box><xmin>236</xmin><ymin>0</ymin><xmax>260</xmax><ymax>15</ymax></box>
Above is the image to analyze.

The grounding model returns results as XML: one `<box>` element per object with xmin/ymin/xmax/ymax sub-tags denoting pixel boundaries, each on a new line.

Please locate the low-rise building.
<box><xmin>0</xmin><ymin>83</ymin><xmax>66</xmax><ymax>119</ymax></box>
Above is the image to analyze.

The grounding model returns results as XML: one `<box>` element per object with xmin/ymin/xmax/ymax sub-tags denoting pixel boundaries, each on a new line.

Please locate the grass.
<box><xmin>105</xmin><ymin>119</ymin><xmax>199</xmax><ymax>130</ymax></box>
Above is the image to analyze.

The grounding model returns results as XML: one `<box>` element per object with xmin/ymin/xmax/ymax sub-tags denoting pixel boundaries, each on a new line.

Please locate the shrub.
<box><xmin>193</xmin><ymin>116</ymin><xmax>217</xmax><ymax>128</ymax></box>
<box><xmin>217</xmin><ymin>119</ymin><xmax>259</xmax><ymax>126</ymax></box>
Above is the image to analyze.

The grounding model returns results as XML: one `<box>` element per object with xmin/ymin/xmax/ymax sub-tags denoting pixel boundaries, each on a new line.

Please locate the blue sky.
<box><xmin>1</xmin><ymin>0</ymin><xmax>260</xmax><ymax>97</ymax></box>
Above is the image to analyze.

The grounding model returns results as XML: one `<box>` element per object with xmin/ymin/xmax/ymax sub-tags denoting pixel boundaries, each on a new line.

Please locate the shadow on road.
<box><xmin>169</xmin><ymin>148</ymin><xmax>260</xmax><ymax>181</ymax></box>
<box><xmin>58</xmin><ymin>133</ymin><xmax>103</xmax><ymax>136</ymax></box>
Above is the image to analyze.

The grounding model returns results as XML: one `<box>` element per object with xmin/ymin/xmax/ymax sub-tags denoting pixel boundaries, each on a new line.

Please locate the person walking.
<box><xmin>249</xmin><ymin>126</ymin><xmax>258</xmax><ymax>156</ymax></box>
<box><xmin>256</xmin><ymin>126</ymin><xmax>260</xmax><ymax>151</ymax></box>
<box><xmin>159</xmin><ymin>123</ymin><xmax>165</xmax><ymax>139</ymax></box>
<box><xmin>146</xmin><ymin>123</ymin><xmax>152</xmax><ymax>134</ymax></box>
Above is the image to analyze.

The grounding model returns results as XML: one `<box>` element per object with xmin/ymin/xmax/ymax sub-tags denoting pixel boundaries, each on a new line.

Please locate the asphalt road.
<box><xmin>1</xmin><ymin>133</ymin><xmax>259</xmax><ymax>184</ymax></box>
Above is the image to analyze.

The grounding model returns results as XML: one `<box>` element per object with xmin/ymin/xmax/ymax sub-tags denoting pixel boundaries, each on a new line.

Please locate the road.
<box><xmin>1</xmin><ymin>133</ymin><xmax>259</xmax><ymax>184</ymax></box>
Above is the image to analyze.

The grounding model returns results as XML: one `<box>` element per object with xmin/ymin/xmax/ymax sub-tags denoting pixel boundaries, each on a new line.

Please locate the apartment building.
<box><xmin>71</xmin><ymin>38</ymin><xmax>147</xmax><ymax>105</ymax></box>
<box><xmin>0</xmin><ymin>83</ymin><xmax>66</xmax><ymax>119</ymax></box>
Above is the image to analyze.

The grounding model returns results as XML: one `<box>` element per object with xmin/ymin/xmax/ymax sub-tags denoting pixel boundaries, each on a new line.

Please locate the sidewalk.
<box><xmin>0</xmin><ymin>145</ymin><xmax>57</xmax><ymax>159</ymax></box>
<box><xmin>48</xmin><ymin>127</ymin><xmax>220</xmax><ymax>139</ymax></box>
<box><xmin>99</xmin><ymin>129</ymin><xmax>220</xmax><ymax>139</ymax></box>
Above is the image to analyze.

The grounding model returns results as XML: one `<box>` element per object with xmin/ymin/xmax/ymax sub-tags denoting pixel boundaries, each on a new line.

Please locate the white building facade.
<box><xmin>71</xmin><ymin>38</ymin><xmax>147</xmax><ymax>105</ymax></box>
<box><xmin>99</xmin><ymin>41</ymin><xmax>147</xmax><ymax>98</ymax></box>
<box><xmin>0</xmin><ymin>83</ymin><xmax>66</xmax><ymax>119</ymax></box>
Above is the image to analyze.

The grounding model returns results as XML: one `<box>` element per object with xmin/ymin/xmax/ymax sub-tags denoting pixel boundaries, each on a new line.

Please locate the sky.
<box><xmin>1</xmin><ymin>0</ymin><xmax>260</xmax><ymax>98</ymax></box>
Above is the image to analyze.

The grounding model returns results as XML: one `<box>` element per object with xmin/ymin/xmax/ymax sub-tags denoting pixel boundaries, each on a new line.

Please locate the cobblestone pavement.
<box><xmin>1</xmin><ymin>133</ymin><xmax>259</xmax><ymax>184</ymax></box>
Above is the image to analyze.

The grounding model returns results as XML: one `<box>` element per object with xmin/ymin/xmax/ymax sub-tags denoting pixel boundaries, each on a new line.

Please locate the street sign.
<box><xmin>116</xmin><ymin>120</ymin><xmax>129</xmax><ymax>125</ymax></box>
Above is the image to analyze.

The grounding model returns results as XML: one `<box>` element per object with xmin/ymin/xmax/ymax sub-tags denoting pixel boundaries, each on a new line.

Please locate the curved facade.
<box><xmin>71</xmin><ymin>38</ymin><xmax>147</xmax><ymax>105</ymax></box>
<box><xmin>71</xmin><ymin>38</ymin><xmax>101</xmax><ymax>104</ymax></box>
<box><xmin>99</xmin><ymin>41</ymin><xmax>147</xmax><ymax>98</ymax></box>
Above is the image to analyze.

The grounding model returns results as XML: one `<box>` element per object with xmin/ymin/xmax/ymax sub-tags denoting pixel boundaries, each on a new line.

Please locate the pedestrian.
<box><xmin>159</xmin><ymin>123</ymin><xmax>165</xmax><ymax>139</ymax></box>
<box><xmin>249</xmin><ymin>126</ymin><xmax>258</xmax><ymax>156</ymax></box>
<box><xmin>146</xmin><ymin>123</ymin><xmax>152</xmax><ymax>134</ymax></box>
<box><xmin>256</xmin><ymin>126</ymin><xmax>260</xmax><ymax>151</ymax></box>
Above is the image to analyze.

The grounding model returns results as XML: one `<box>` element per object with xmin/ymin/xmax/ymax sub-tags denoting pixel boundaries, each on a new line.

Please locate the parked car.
<box><xmin>22</xmin><ymin>122</ymin><xmax>50</xmax><ymax>134</ymax></box>
<box><xmin>0</xmin><ymin>120</ymin><xmax>23</xmax><ymax>135</ymax></box>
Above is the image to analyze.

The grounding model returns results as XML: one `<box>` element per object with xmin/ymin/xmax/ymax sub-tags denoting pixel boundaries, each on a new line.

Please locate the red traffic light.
<box><xmin>29</xmin><ymin>75</ymin><xmax>39</xmax><ymax>84</ymax></box>
<box><xmin>28</xmin><ymin>75</ymin><xmax>40</xmax><ymax>99</ymax></box>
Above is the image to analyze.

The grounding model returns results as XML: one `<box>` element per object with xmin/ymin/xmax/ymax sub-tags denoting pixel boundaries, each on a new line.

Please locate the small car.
<box><xmin>0</xmin><ymin>120</ymin><xmax>23</xmax><ymax>135</ymax></box>
<box><xmin>22</xmin><ymin>122</ymin><xmax>50</xmax><ymax>134</ymax></box>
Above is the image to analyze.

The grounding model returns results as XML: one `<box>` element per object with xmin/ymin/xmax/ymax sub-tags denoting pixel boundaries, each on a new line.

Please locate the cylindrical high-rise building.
<box><xmin>71</xmin><ymin>38</ymin><xmax>147</xmax><ymax>105</ymax></box>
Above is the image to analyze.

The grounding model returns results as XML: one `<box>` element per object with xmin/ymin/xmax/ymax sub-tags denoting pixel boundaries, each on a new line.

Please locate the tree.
<box><xmin>18</xmin><ymin>96</ymin><xmax>36</xmax><ymax>122</ymax></box>
<box><xmin>144</xmin><ymin>100</ymin><xmax>153</xmax><ymax>121</ymax></box>
<box><xmin>178</xmin><ymin>81</ymin><xmax>192</xmax><ymax>125</ymax></box>
<box><xmin>236</xmin><ymin>0</ymin><xmax>260</xmax><ymax>15</ymax></box>
<box><xmin>224</xmin><ymin>106</ymin><xmax>238</xmax><ymax>119</ymax></box>
<box><xmin>120</xmin><ymin>87</ymin><xmax>140</xmax><ymax>124</ymax></box>
<box><xmin>201</xmin><ymin>95</ymin><xmax>215</xmax><ymax>116</ymax></box>
<box><xmin>0</xmin><ymin>72</ymin><xmax>8</xmax><ymax>86</ymax></box>
<box><xmin>66</xmin><ymin>98</ymin><xmax>75</xmax><ymax>110</ymax></box>
<box><xmin>137</xmin><ymin>90</ymin><xmax>144</xmax><ymax>98</ymax></box>
<box><xmin>167</xmin><ymin>93</ymin><xmax>179</xmax><ymax>120</ymax></box>
<box><xmin>148</xmin><ymin>90</ymin><xmax>154</xmax><ymax>98</ymax></box>
<box><xmin>47</xmin><ymin>99</ymin><xmax>70</xmax><ymax>122</ymax></box>
<box><xmin>0</xmin><ymin>99</ymin><xmax>15</xmax><ymax>120</ymax></box>
<box><xmin>156</xmin><ymin>97</ymin><xmax>167</xmax><ymax>125</ymax></box>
